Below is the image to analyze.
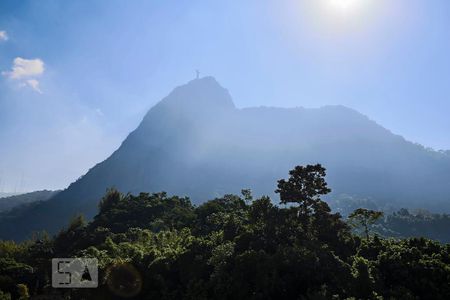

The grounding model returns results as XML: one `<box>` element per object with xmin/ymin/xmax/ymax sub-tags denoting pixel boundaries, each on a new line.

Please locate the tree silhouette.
<box><xmin>348</xmin><ymin>208</ymin><xmax>383</xmax><ymax>239</ymax></box>
<box><xmin>275</xmin><ymin>164</ymin><xmax>331</xmax><ymax>214</ymax></box>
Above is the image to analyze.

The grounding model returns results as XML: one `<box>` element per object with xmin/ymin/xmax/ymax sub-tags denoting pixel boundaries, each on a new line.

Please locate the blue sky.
<box><xmin>1</xmin><ymin>0</ymin><xmax>450</xmax><ymax>192</ymax></box>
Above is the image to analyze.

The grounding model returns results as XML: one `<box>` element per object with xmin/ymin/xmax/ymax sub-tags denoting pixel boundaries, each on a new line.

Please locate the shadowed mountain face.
<box><xmin>0</xmin><ymin>190</ymin><xmax>60</xmax><ymax>213</ymax></box>
<box><xmin>1</xmin><ymin>77</ymin><xmax>450</xmax><ymax>240</ymax></box>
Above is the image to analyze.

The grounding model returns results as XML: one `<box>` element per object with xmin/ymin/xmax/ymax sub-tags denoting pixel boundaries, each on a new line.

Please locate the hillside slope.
<box><xmin>0</xmin><ymin>190</ymin><xmax>59</xmax><ymax>212</ymax></box>
<box><xmin>1</xmin><ymin>77</ymin><xmax>450</xmax><ymax>240</ymax></box>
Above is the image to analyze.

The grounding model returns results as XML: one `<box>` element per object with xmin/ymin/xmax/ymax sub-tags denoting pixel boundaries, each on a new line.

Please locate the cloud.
<box><xmin>26</xmin><ymin>79</ymin><xmax>42</xmax><ymax>94</ymax></box>
<box><xmin>0</xmin><ymin>31</ymin><xmax>7</xmax><ymax>41</ymax></box>
<box><xmin>2</xmin><ymin>57</ymin><xmax>45</xmax><ymax>93</ymax></box>
<box><xmin>3</xmin><ymin>57</ymin><xmax>45</xmax><ymax>79</ymax></box>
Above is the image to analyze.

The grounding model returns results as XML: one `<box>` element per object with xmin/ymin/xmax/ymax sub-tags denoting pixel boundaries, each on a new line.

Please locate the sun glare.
<box><xmin>328</xmin><ymin>0</ymin><xmax>364</xmax><ymax>14</ymax></box>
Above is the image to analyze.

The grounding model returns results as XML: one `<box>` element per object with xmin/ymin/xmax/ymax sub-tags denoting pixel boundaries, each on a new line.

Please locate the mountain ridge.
<box><xmin>1</xmin><ymin>77</ymin><xmax>449</xmax><ymax>240</ymax></box>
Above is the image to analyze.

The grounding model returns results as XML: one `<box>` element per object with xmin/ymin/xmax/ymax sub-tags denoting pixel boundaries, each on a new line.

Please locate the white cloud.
<box><xmin>2</xmin><ymin>57</ymin><xmax>45</xmax><ymax>93</ymax></box>
<box><xmin>3</xmin><ymin>57</ymin><xmax>44</xmax><ymax>79</ymax></box>
<box><xmin>26</xmin><ymin>79</ymin><xmax>42</xmax><ymax>94</ymax></box>
<box><xmin>0</xmin><ymin>31</ymin><xmax>8</xmax><ymax>41</ymax></box>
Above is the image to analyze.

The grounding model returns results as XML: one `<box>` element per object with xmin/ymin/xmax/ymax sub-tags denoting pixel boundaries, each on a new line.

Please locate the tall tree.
<box><xmin>275</xmin><ymin>164</ymin><xmax>331</xmax><ymax>214</ymax></box>
<box><xmin>348</xmin><ymin>208</ymin><xmax>383</xmax><ymax>239</ymax></box>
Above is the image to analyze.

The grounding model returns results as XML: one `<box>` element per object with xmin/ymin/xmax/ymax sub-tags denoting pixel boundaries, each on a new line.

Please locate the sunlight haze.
<box><xmin>1</xmin><ymin>0</ymin><xmax>449</xmax><ymax>192</ymax></box>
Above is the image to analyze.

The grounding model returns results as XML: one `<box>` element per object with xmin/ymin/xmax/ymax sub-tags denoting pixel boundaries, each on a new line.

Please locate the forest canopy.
<box><xmin>0</xmin><ymin>165</ymin><xmax>449</xmax><ymax>299</ymax></box>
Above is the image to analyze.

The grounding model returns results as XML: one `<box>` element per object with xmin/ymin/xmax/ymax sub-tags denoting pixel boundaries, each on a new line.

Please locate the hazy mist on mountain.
<box><xmin>1</xmin><ymin>77</ymin><xmax>449</xmax><ymax>240</ymax></box>
<box><xmin>0</xmin><ymin>190</ymin><xmax>60</xmax><ymax>213</ymax></box>
<box><xmin>0</xmin><ymin>192</ymin><xmax>20</xmax><ymax>199</ymax></box>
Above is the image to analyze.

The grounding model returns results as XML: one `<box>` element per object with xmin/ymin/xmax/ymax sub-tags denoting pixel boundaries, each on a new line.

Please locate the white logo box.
<box><xmin>52</xmin><ymin>258</ymin><xmax>98</xmax><ymax>288</ymax></box>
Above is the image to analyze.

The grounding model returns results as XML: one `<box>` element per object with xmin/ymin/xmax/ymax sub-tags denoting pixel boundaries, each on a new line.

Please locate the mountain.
<box><xmin>0</xmin><ymin>190</ymin><xmax>60</xmax><ymax>212</ymax></box>
<box><xmin>0</xmin><ymin>192</ymin><xmax>21</xmax><ymax>199</ymax></box>
<box><xmin>1</xmin><ymin>76</ymin><xmax>450</xmax><ymax>240</ymax></box>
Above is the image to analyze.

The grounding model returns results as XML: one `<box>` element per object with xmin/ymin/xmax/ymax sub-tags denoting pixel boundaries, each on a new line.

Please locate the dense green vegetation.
<box><xmin>329</xmin><ymin>195</ymin><xmax>450</xmax><ymax>243</ymax></box>
<box><xmin>374</xmin><ymin>209</ymin><xmax>450</xmax><ymax>243</ymax></box>
<box><xmin>0</xmin><ymin>165</ymin><xmax>449</xmax><ymax>299</ymax></box>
